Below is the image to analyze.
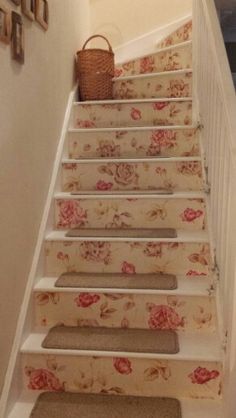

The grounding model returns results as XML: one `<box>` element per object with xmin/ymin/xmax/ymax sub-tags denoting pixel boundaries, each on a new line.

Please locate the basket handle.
<box><xmin>82</xmin><ymin>34</ymin><xmax>113</xmax><ymax>52</ymax></box>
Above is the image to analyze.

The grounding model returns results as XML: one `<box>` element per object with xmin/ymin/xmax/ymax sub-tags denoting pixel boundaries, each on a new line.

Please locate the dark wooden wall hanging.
<box><xmin>35</xmin><ymin>0</ymin><xmax>48</xmax><ymax>30</ymax></box>
<box><xmin>0</xmin><ymin>3</ymin><xmax>11</xmax><ymax>44</ymax></box>
<box><xmin>12</xmin><ymin>11</ymin><xmax>24</xmax><ymax>63</ymax></box>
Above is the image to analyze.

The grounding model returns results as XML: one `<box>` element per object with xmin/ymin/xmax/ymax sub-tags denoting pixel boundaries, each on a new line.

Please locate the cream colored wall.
<box><xmin>90</xmin><ymin>0</ymin><xmax>192</xmax><ymax>47</ymax></box>
<box><xmin>0</xmin><ymin>0</ymin><xmax>90</xmax><ymax>391</ymax></box>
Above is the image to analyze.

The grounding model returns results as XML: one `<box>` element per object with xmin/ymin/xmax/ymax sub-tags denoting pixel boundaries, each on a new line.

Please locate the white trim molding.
<box><xmin>114</xmin><ymin>14</ymin><xmax>192</xmax><ymax>64</ymax></box>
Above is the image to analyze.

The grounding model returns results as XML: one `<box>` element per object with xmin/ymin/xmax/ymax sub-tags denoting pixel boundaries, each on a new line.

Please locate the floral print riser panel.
<box><xmin>68</xmin><ymin>128</ymin><xmax>199</xmax><ymax>159</ymax></box>
<box><xmin>115</xmin><ymin>45</ymin><xmax>192</xmax><ymax>78</ymax></box>
<box><xmin>113</xmin><ymin>72</ymin><xmax>192</xmax><ymax>100</ymax></box>
<box><xmin>62</xmin><ymin>161</ymin><xmax>203</xmax><ymax>192</ymax></box>
<box><xmin>35</xmin><ymin>291</ymin><xmax>216</xmax><ymax>332</ymax></box>
<box><xmin>157</xmin><ymin>21</ymin><xmax>192</xmax><ymax>49</ymax></box>
<box><xmin>55</xmin><ymin>198</ymin><xmax>206</xmax><ymax>231</ymax></box>
<box><xmin>22</xmin><ymin>354</ymin><xmax>221</xmax><ymax>399</ymax></box>
<box><xmin>45</xmin><ymin>241</ymin><xmax>211</xmax><ymax>276</ymax></box>
<box><xmin>73</xmin><ymin>101</ymin><xmax>192</xmax><ymax>129</ymax></box>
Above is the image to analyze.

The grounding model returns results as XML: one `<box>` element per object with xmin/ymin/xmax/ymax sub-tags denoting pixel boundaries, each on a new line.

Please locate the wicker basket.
<box><xmin>76</xmin><ymin>34</ymin><xmax>115</xmax><ymax>101</ymax></box>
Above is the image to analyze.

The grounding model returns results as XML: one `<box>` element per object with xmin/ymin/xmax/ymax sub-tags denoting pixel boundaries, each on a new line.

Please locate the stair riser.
<box><xmin>115</xmin><ymin>44</ymin><xmax>192</xmax><ymax>77</ymax></box>
<box><xmin>22</xmin><ymin>354</ymin><xmax>221</xmax><ymax>399</ymax></box>
<box><xmin>45</xmin><ymin>241</ymin><xmax>211</xmax><ymax>276</ymax></box>
<box><xmin>113</xmin><ymin>72</ymin><xmax>192</xmax><ymax>100</ymax></box>
<box><xmin>62</xmin><ymin>161</ymin><xmax>203</xmax><ymax>192</ymax></box>
<box><xmin>55</xmin><ymin>198</ymin><xmax>206</xmax><ymax>231</ymax></box>
<box><xmin>34</xmin><ymin>291</ymin><xmax>216</xmax><ymax>332</ymax></box>
<box><xmin>72</xmin><ymin>101</ymin><xmax>192</xmax><ymax>129</ymax></box>
<box><xmin>68</xmin><ymin>128</ymin><xmax>199</xmax><ymax>159</ymax></box>
<box><xmin>157</xmin><ymin>21</ymin><xmax>192</xmax><ymax>49</ymax></box>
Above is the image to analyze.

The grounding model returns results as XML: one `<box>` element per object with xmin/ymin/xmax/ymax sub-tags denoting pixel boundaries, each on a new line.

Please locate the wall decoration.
<box><xmin>12</xmin><ymin>11</ymin><xmax>24</xmax><ymax>63</ymax></box>
<box><xmin>35</xmin><ymin>0</ymin><xmax>48</xmax><ymax>30</ymax></box>
<box><xmin>10</xmin><ymin>0</ymin><xmax>21</xmax><ymax>5</ymax></box>
<box><xmin>0</xmin><ymin>3</ymin><xmax>11</xmax><ymax>44</ymax></box>
<box><xmin>22</xmin><ymin>0</ymin><xmax>35</xmax><ymax>21</ymax></box>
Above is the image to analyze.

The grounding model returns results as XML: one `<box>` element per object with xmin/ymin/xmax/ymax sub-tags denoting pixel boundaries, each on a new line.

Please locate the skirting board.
<box><xmin>114</xmin><ymin>14</ymin><xmax>192</xmax><ymax>64</ymax></box>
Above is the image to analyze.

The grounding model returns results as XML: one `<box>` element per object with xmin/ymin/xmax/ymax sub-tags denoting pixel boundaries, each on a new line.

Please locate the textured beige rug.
<box><xmin>65</xmin><ymin>228</ymin><xmax>177</xmax><ymax>238</ymax></box>
<box><xmin>55</xmin><ymin>272</ymin><xmax>177</xmax><ymax>290</ymax></box>
<box><xmin>30</xmin><ymin>392</ymin><xmax>182</xmax><ymax>418</ymax></box>
<box><xmin>42</xmin><ymin>326</ymin><xmax>179</xmax><ymax>354</ymax></box>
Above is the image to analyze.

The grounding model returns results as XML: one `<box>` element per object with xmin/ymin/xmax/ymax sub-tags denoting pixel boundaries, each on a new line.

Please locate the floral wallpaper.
<box><xmin>54</xmin><ymin>198</ymin><xmax>206</xmax><ymax>231</ymax></box>
<box><xmin>72</xmin><ymin>101</ymin><xmax>193</xmax><ymax>129</ymax></box>
<box><xmin>115</xmin><ymin>44</ymin><xmax>192</xmax><ymax>78</ymax></box>
<box><xmin>113</xmin><ymin>71</ymin><xmax>192</xmax><ymax>100</ymax></box>
<box><xmin>45</xmin><ymin>241</ymin><xmax>211</xmax><ymax>276</ymax></box>
<box><xmin>35</xmin><ymin>290</ymin><xmax>216</xmax><ymax>332</ymax></box>
<box><xmin>22</xmin><ymin>354</ymin><xmax>221</xmax><ymax>399</ymax></box>
<box><xmin>62</xmin><ymin>161</ymin><xmax>203</xmax><ymax>192</ymax></box>
<box><xmin>68</xmin><ymin>128</ymin><xmax>199</xmax><ymax>159</ymax></box>
<box><xmin>157</xmin><ymin>21</ymin><xmax>192</xmax><ymax>49</ymax></box>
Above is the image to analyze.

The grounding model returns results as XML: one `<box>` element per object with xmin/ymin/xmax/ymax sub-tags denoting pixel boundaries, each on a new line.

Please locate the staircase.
<box><xmin>3</xmin><ymin>20</ymin><xmax>223</xmax><ymax>418</ymax></box>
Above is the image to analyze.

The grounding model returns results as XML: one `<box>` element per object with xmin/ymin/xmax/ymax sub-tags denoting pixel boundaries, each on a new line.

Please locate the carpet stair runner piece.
<box><xmin>30</xmin><ymin>393</ymin><xmax>182</xmax><ymax>418</ymax></box>
<box><xmin>4</xmin><ymin>20</ymin><xmax>223</xmax><ymax>418</ymax></box>
<box><xmin>42</xmin><ymin>326</ymin><xmax>179</xmax><ymax>354</ymax></box>
<box><xmin>55</xmin><ymin>272</ymin><xmax>178</xmax><ymax>290</ymax></box>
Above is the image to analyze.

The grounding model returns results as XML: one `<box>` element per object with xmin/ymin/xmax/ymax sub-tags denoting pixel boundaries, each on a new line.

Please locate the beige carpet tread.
<box><xmin>42</xmin><ymin>326</ymin><xmax>179</xmax><ymax>354</ymax></box>
<box><xmin>66</xmin><ymin>228</ymin><xmax>177</xmax><ymax>238</ymax></box>
<box><xmin>71</xmin><ymin>190</ymin><xmax>174</xmax><ymax>195</ymax></box>
<box><xmin>30</xmin><ymin>392</ymin><xmax>182</xmax><ymax>418</ymax></box>
<box><xmin>55</xmin><ymin>272</ymin><xmax>177</xmax><ymax>290</ymax></box>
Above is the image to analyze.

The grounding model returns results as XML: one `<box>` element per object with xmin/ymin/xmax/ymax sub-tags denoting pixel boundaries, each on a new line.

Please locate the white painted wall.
<box><xmin>90</xmin><ymin>0</ymin><xmax>192</xmax><ymax>48</ymax></box>
<box><xmin>0</xmin><ymin>0</ymin><xmax>90</xmax><ymax>392</ymax></box>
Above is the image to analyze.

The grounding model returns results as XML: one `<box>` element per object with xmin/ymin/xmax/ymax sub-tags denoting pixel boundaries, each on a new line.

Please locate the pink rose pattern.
<box><xmin>113</xmin><ymin>358</ymin><xmax>132</xmax><ymax>375</ymax></box>
<box><xmin>148</xmin><ymin>305</ymin><xmax>185</xmax><ymax>330</ymax></box>
<box><xmin>180</xmin><ymin>208</ymin><xmax>204</xmax><ymax>223</ymax></box>
<box><xmin>79</xmin><ymin>242</ymin><xmax>111</xmax><ymax>265</ymax></box>
<box><xmin>68</xmin><ymin>129</ymin><xmax>199</xmax><ymax>159</ymax></box>
<box><xmin>62</xmin><ymin>160</ymin><xmax>202</xmax><ymax>192</ymax></box>
<box><xmin>74</xmin><ymin>101</ymin><xmax>192</xmax><ymax>129</ymax></box>
<box><xmin>114</xmin><ymin>44</ymin><xmax>192</xmax><ymax>77</ymax></box>
<box><xmin>188</xmin><ymin>367</ymin><xmax>220</xmax><ymax>385</ymax></box>
<box><xmin>25</xmin><ymin>367</ymin><xmax>64</xmax><ymax>391</ymax></box>
<box><xmin>57</xmin><ymin>200</ymin><xmax>88</xmax><ymax>228</ymax></box>
<box><xmin>74</xmin><ymin>293</ymin><xmax>100</xmax><ymax>308</ymax></box>
<box><xmin>157</xmin><ymin>21</ymin><xmax>192</xmax><ymax>49</ymax></box>
<box><xmin>23</xmin><ymin>356</ymin><xmax>221</xmax><ymax>398</ymax></box>
<box><xmin>121</xmin><ymin>261</ymin><xmax>136</xmax><ymax>274</ymax></box>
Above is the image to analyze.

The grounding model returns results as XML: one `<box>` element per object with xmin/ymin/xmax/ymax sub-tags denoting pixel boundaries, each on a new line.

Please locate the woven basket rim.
<box><xmin>77</xmin><ymin>48</ymin><xmax>114</xmax><ymax>56</ymax></box>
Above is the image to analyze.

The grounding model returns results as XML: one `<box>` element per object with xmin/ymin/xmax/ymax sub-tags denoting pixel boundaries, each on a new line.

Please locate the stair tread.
<box><xmin>55</xmin><ymin>272</ymin><xmax>177</xmax><ymax>290</ymax></box>
<box><xmin>21</xmin><ymin>331</ymin><xmax>222</xmax><ymax>361</ymax></box>
<box><xmin>113</xmin><ymin>68</ymin><xmax>193</xmax><ymax>82</ymax></box>
<box><xmin>55</xmin><ymin>191</ymin><xmax>206</xmax><ymax>199</ymax></box>
<box><xmin>68</xmin><ymin>124</ymin><xmax>197</xmax><ymax>133</ymax></box>
<box><xmin>34</xmin><ymin>276</ymin><xmax>213</xmax><ymax>296</ymax></box>
<box><xmin>46</xmin><ymin>229</ymin><xmax>209</xmax><ymax>243</ymax></box>
<box><xmin>73</xmin><ymin>97</ymin><xmax>192</xmax><ymax>106</ymax></box>
<box><xmin>7</xmin><ymin>392</ymin><xmax>223</xmax><ymax>418</ymax></box>
<box><xmin>29</xmin><ymin>392</ymin><xmax>181</xmax><ymax>418</ymax></box>
<box><xmin>65</xmin><ymin>228</ymin><xmax>177</xmax><ymax>239</ymax></box>
<box><xmin>42</xmin><ymin>326</ymin><xmax>179</xmax><ymax>354</ymax></box>
<box><xmin>62</xmin><ymin>156</ymin><xmax>201</xmax><ymax>163</ymax></box>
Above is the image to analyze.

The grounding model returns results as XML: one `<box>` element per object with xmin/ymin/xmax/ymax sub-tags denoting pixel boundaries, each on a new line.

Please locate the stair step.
<box><xmin>67</xmin><ymin>126</ymin><xmax>199</xmax><ymax>159</ymax></box>
<box><xmin>42</xmin><ymin>326</ymin><xmax>179</xmax><ymax>354</ymax></box>
<box><xmin>7</xmin><ymin>392</ymin><xmax>223</xmax><ymax>418</ymax></box>
<box><xmin>55</xmin><ymin>272</ymin><xmax>177</xmax><ymax>290</ymax></box>
<box><xmin>30</xmin><ymin>392</ymin><xmax>181</xmax><ymax>418</ymax></box>
<box><xmin>66</xmin><ymin>228</ymin><xmax>177</xmax><ymax>239</ymax></box>
<box><xmin>115</xmin><ymin>41</ymin><xmax>192</xmax><ymax>77</ymax></box>
<box><xmin>54</xmin><ymin>193</ymin><xmax>206</xmax><ymax>231</ymax></box>
<box><xmin>33</xmin><ymin>276</ymin><xmax>216</xmax><ymax>331</ymax></box>
<box><xmin>72</xmin><ymin>98</ymin><xmax>192</xmax><ymax>129</ymax></box>
<box><xmin>157</xmin><ymin>21</ymin><xmax>192</xmax><ymax>49</ymax></box>
<box><xmin>61</xmin><ymin>157</ymin><xmax>203</xmax><ymax>192</ymax></box>
<box><xmin>113</xmin><ymin>70</ymin><xmax>192</xmax><ymax>99</ymax></box>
